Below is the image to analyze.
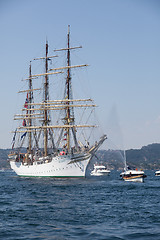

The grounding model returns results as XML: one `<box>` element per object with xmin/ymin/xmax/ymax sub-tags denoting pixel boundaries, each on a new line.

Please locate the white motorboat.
<box><xmin>155</xmin><ymin>170</ymin><xmax>160</xmax><ymax>176</ymax></box>
<box><xmin>90</xmin><ymin>164</ymin><xmax>110</xmax><ymax>176</ymax></box>
<box><xmin>120</xmin><ymin>169</ymin><xmax>147</xmax><ymax>182</ymax></box>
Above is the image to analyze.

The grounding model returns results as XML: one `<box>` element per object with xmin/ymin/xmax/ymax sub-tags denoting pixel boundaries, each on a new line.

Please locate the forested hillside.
<box><xmin>1</xmin><ymin>143</ymin><xmax>160</xmax><ymax>170</ymax></box>
<box><xmin>91</xmin><ymin>143</ymin><xmax>160</xmax><ymax>170</ymax></box>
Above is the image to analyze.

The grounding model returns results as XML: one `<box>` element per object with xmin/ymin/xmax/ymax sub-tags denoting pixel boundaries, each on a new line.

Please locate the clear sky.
<box><xmin>0</xmin><ymin>0</ymin><xmax>160</xmax><ymax>150</ymax></box>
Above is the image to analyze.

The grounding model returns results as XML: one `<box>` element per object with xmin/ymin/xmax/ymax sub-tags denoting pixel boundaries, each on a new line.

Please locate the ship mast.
<box><xmin>44</xmin><ymin>41</ymin><xmax>49</xmax><ymax>156</ymax></box>
<box><xmin>28</xmin><ymin>61</ymin><xmax>32</xmax><ymax>153</ymax></box>
<box><xmin>52</xmin><ymin>25</ymin><xmax>85</xmax><ymax>152</ymax></box>
<box><xmin>66</xmin><ymin>25</ymin><xmax>71</xmax><ymax>151</ymax></box>
<box><xmin>65</xmin><ymin>25</ymin><xmax>79</xmax><ymax>152</ymax></box>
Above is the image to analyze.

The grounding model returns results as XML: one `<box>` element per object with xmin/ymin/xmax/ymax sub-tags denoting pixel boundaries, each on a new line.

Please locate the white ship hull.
<box><xmin>120</xmin><ymin>169</ymin><xmax>146</xmax><ymax>183</ymax></box>
<box><xmin>10</xmin><ymin>154</ymin><xmax>91</xmax><ymax>177</ymax></box>
<box><xmin>90</xmin><ymin>170</ymin><xmax>110</xmax><ymax>176</ymax></box>
<box><xmin>90</xmin><ymin>171</ymin><xmax>110</xmax><ymax>176</ymax></box>
<box><xmin>155</xmin><ymin>170</ymin><xmax>160</xmax><ymax>176</ymax></box>
<box><xmin>123</xmin><ymin>176</ymin><xmax>144</xmax><ymax>183</ymax></box>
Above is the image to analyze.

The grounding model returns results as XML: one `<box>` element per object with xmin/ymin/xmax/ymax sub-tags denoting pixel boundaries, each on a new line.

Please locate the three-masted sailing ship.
<box><xmin>8</xmin><ymin>26</ymin><xmax>107</xmax><ymax>177</ymax></box>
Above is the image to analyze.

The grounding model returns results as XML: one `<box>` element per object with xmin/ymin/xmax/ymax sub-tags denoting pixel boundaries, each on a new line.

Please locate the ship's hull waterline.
<box><xmin>10</xmin><ymin>154</ymin><xmax>91</xmax><ymax>177</ymax></box>
<box><xmin>123</xmin><ymin>176</ymin><xmax>144</xmax><ymax>183</ymax></box>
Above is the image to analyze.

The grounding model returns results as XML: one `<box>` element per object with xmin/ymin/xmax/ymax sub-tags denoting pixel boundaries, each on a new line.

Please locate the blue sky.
<box><xmin>0</xmin><ymin>0</ymin><xmax>160</xmax><ymax>149</ymax></box>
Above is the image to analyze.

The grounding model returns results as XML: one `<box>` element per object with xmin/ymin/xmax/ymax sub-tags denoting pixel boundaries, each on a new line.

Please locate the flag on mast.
<box><xmin>24</xmin><ymin>93</ymin><xmax>29</xmax><ymax>108</ymax></box>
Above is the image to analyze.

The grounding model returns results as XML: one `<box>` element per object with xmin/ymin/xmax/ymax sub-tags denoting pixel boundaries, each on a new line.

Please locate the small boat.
<box><xmin>120</xmin><ymin>169</ymin><xmax>147</xmax><ymax>182</ymax></box>
<box><xmin>90</xmin><ymin>164</ymin><xmax>110</xmax><ymax>176</ymax></box>
<box><xmin>120</xmin><ymin>150</ymin><xmax>146</xmax><ymax>182</ymax></box>
<box><xmin>155</xmin><ymin>170</ymin><xmax>160</xmax><ymax>176</ymax></box>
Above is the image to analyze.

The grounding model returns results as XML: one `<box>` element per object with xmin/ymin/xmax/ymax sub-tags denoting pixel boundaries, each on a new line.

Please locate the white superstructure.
<box><xmin>90</xmin><ymin>164</ymin><xmax>110</xmax><ymax>176</ymax></box>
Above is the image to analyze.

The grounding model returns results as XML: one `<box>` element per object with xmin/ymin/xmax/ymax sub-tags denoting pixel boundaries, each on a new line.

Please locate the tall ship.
<box><xmin>8</xmin><ymin>26</ymin><xmax>107</xmax><ymax>177</ymax></box>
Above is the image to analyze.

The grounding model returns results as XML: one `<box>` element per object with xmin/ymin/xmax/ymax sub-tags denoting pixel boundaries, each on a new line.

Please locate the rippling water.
<box><xmin>0</xmin><ymin>170</ymin><xmax>160</xmax><ymax>240</ymax></box>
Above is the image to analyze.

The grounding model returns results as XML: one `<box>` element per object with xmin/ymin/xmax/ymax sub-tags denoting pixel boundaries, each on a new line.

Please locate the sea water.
<box><xmin>0</xmin><ymin>170</ymin><xmax>160</xmax><ymax>240</ymax></box>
